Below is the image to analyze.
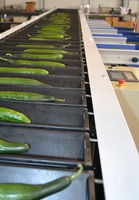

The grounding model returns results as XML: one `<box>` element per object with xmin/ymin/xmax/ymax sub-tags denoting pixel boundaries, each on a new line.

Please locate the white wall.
<box><xmin>129</xmin><ymin>0</ymin><xmax>139</xmax><ymax>13</ymax></box>
<box><xmin>0</xmin><ymin>0</ymin><xmax>139</xmax><ymax>12</ymax></box>
<box><xmin>90</xmin><ymin>0</ymin><xmax>122</xmax><ymax>9</ymax></box>
<box><xmin>41</xmin><ymin>0</ymin><xmax>139</xmax><ymax>11</ymax></box>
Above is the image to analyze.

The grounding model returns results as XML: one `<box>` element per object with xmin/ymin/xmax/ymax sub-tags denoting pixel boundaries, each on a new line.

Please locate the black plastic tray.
<box><xmin>0</xmin><ymin>101</ymin><xmax>90</xmax><ymax>131</ymax></box>
<box><xmin>0</xmin><ymin>163</ymin><xmax>95</xmax><ymax>200</ymax></box>
<box><xmin>0</xmin><ymin>41</ymin><xmax>81</xmax><ymax>50</ymax></box>
<box><xmin>0</xmin><ymin>55</ymin><xmax>82</xmax><ymax>67</ymax></box>
<box><xmin>0</xmin><ymin>50</ymin><xmax>81</xmax><ymax>60</ymax></box>
<box><xmin>3</xmin><ymin>38</ymin><xmax>80</xmax><ymax>46</ymax></box>
<box><xmin>0</xmin><ymin>85</ymin><xmax>87</xmax><ymax>107</ymax></box>
<box><xmin>0</xmin><ymin>126</ymin><xmax>92</xmax><ymax>168</ymax></box>
<box><xmin>0</xmin><ymin>73</ymin><xmax>85</xmax><ymax>90</ymax></box>
<box><xmin>0</xmin><ymin>63</ymin><xmax>84</xmax><ymax>77</ymax></box>
<box><xmin>10</xmin><ymin>34</ymin><xmax>80</xmax><ymax>42</ymax></box>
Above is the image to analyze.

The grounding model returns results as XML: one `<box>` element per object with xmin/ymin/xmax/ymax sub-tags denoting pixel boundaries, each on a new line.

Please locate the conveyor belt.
<box><xmin>0</xmin><ymin>9</ymin><xmax>96</xmax><ymax>200</ymax></box>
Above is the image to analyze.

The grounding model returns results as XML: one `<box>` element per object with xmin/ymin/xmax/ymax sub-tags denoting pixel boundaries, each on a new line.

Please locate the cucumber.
<box><xmin>35</xmin><ymin>32</ymin><xmax>68</xmax><ymax>37</ymax></box>
<box><xmin>0</xmin><ymin>67</ymin><xmax>49</xmax><ymax>75</ymax></box>
<box><xmin>24</xmin><ymin>49</ymin><xmax>77</xmax><ymax>55</ymax></box>
<box><xmin>32</xmin><ymin>34</ymin><xmax>65</xmax><ymax>39</ymax></box>
<box><xmin>0</xmin><ymin>57</ymin><xmax>65</xmax><ymax>67</ymax></box>
<box><xmin>0</xmin><ymin>91</ymin><xmax>65</xmax><ymax>102</ymax></box>
<box><xmin>0</xmin><ymin>138</ymin><xmax>30</xmax><ymax>154</ymax></box>
<box><xmin>49</xmin><ymin>21</ymin><xmax>70</xmax><ymax>25</ymax></box>
<box><xmin>17</xmin><ymin>44</ymin><xmax>56</xmax><ymax>49</ymax></box>
<box><xmin>29</xmin><ymin>37</ymin><xmax>71</xmax><ymax>41</ymax></box>
<box><xmin>38</xmin><ymin>29</ymin><xmax>66</xmax><ymax>34</ymax></box>
<box><xmin>42</xmin><ymin>24</ymin><xmax>70</xmax><ymax>28</ymax></box>
<box><xmin>11</xmin><ymin>53</ymin><xmax>63</xmax><ymax>59</ymax></box>
<box><xmin>0</xmin><ymin>107</ymin><xmax>31</xmax><ymax>123</ymax></box>
<box><xmin>0</xmin><ymin>78</ymin><xmax>49</xmax><ymax>86</ymax></box>
<box><xmin>16</xmin><ymin>43</ymin><xmax>71</xmax><ymax>49</ymax></box>
<box><xmin>41</xmin><ymin>26</ymin><xmax>67</xmax><ymax>29</ymax></box>
<box><xmin>0</xmin><ymin>164</ymin><xmax>83</xmax><ymax>200</ymax></box>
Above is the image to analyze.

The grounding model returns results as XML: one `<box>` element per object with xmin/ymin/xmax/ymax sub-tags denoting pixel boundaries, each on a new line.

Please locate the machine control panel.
<box><xmin>105</xmin><ymin>65</ymin><xmax>139</xmax><ymax>152</ymax></box>
<box><xmin>107</xmin><ymin>69</ymin><xmax>138</xmax><ymax>82</ymax></box>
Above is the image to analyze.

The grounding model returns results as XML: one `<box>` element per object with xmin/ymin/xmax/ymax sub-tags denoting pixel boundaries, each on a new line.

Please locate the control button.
<box><xmin>116</xmin><ymin>79</ymin><xmax>127</xmax><ymax>88</ymax></box>
<box><xmin>118</xmin><ymin>79</ymin><xmax>125</xmax><ymax>85</ymax></box>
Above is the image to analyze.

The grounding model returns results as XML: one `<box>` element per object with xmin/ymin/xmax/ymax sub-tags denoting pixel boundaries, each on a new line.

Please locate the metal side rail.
<box><xmin>79</xmin><ymin>10</ymin><xmax>139</xmax><ymax>200</ymax></box>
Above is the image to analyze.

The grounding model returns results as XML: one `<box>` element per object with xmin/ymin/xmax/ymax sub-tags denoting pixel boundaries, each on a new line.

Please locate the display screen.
<box><xmin>109</xmin><ymin>72</ymin><xmax>124</xmax><ymax>79</ymax></box>
<box><xmin>107</xmin><ymin>70</ymin><xmax>138</xmax><ymax>82</ymax></box>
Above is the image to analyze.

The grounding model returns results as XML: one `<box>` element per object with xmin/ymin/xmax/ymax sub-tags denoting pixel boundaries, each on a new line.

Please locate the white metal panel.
<box><xmin>94</xmin><ymin>36</ymin><xmax>127</xmax><ymax>44</ymax></box>
<box><xmin>79</xmin><ymin>11</ymin><xmax>139</xmax><ymax>200</ymax></box>
<box><xmin>89</xmin><ymin>26</ymin><xmax>113</xmax><ymax>29</ymax></box>
<box><xmin>99</xmin><ymin>49</ymin><xmax>139</xmax><ymax>64</ymax></box>
<box><xmin>89</xmin><ymin>23</ymin><xmax>113</xmax><ymax>30</ymax></box>
<box><xmin>90</xmin><ymin>28</ymin><xmax>117</xmax><ymax>34</ymax></box>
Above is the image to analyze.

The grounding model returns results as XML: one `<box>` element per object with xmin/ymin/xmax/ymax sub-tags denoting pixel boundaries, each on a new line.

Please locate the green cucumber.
<box><xmin>0</xmin><ymin>107</ymin><xmax>31</xmax><ymax>123</ymax></box>
<box><xmin>49</xmin><ymin>21</ymin><xmax>70</xmax><ymax>25</ymax></box>
<box><xmin>0</xmin><ymin>91</ymin><xmax>65</xmax><ymax>102</ymax></box>
<box><xmin>38</xmin><ymin>29</ymin><xmax>66</xmax><ymax>34</ymax></box>
<box><xmin>17</xmin><ymin>44</ymin><xmax>56</xmax><ymax>49</ymax></box>
<box><xmin>29</xmin><ymin>37</ymin><xmax>71</xmax><ymax>41</ymax></box>
<box><xmin>0</xmin><ymin>77</ymin><xmax>49</xmax><ymax>86</ymax></box>
<box><xmin>0</xmin><ymin>67</ymin><xmax>49</xmax><ymax>75</ymax></box>
<box><xmin>27</xmin><ymin>33</ymin><xmax>67</xmax><ymax>39</ymax></box>
<box><xmin>24</xmin><ymin>49</ymin><xmax>77</xmax><ymax>55</ymax></box>
<box><xmin>9</xmin><ymin>53</ymin><xmax>63</xmax><ymax>59</ymax></box>
<box><xmin>33</xmin><ymin>34</ymin><xmax>65</xmax><ymax>39</ymax></box>
<box><xmin>0</xmin><ymin>57</ymin><xmax>65</xmax><ymax>67</ymax></box>
<box><xmin>16</xmin><ymin>43</ymin><xmax>71</xmax><ymax>49</ymax></box>
<box><xmin>40</xmin><ymin>28</ymin><xmax>66</xmax><ymax>32</ymax></box>
<box><xmin>44</xmin><ymin>23</ymin><xmax>70</xmax><ymax>27</ymax></box>
<box><xmin>0</xmin><ymin>138</ymin><xmax>30</xmax><ymax>154</ymax></box>
<box><xmin>0</xmin><ymin>164</ymin><xmax>83</xmax><ymax>200</ymax></box>
<box><xmin>41</xmin><ymin>25</ymin><xmax>67</xmax><ymax>29</ymax></box>
<box><xmin>35</xmin><ymin>32</ymin><xmax>68</xmax><ymax>37</ymax></box>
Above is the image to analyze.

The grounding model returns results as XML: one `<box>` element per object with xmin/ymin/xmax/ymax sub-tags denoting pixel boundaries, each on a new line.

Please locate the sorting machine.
<box><xmin>0</xmin><ymin>8</ymin><xmax>96</xmax><ymax>200</ymax></box>
<box><xmin>0</xmin><ymin>8</ymin><xmax>139</xmax><ymax>200</ymax></box>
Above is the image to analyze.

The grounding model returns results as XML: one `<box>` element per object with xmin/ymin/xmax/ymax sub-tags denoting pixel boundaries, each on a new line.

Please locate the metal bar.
<box><xmin>93</xmin><ymin>36</ymin><xmax>127</xmax><ymax>44</ymax></box>
<box><xmin>79</xmin><ymin>11</ymin><xmax>139</xmax><ymax>200</ymax></box>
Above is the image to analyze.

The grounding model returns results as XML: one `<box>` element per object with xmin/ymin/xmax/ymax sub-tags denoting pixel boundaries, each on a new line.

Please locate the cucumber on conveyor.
<box><xmin>6</xmin><ymin>53</ymin><xmax>63</xmax><ymax>60</ymax></box>
<box><xmin>0</xmin><ymin>57</ymin><xmax>65</xmax><ymax>67</ymax></box>
<box><xmin>0</xmin><ymin>164</ymin><xmax>83</xmax><ymax>200</ymax></box>
<box><xmin>34</xmin><ymin>33</ymin><xmax>69</xmax><ymax>37</ymax></box>
<box><xmin>42</xmin><ymin>23</ymin><xmax>70</xmax><ymax>27</ymax></box>
<box><xmin>0</xmin><ymin>77</ymin><xmax>50</xmax><ymax>87</ymax></box>
<box><xmin>0</xmin><ymin>107</ymin><xmax>31</xmax><ymax>123</ymax></box>
<box><xmin>30</xmin><ymin>34</ymin><xmax>68</xmax><ymax>39</ymax></box>
<box><xmin>0</xmin><ymin>91</ymin><xmax>65</xmax><ymax>102</ymax></box>
<box><xmin>40</xmin><ymin>26</ymin><xmax>69</xmax><ymax>31</ymax></box>
<box><xmin>29</xmin><ymin>36</ymin><xmax>71</xmax><ymax>41</ymax></box>
<box><xmin>49</xmin><ymin>21</ymin><xmax>70</xmax><ymax>25</ymax></box>
<box><xmin>37</xmin><ymin>29</ymin><xmax>66</xmax><ymax>34</ymax></box>
<box><xmin>23</xmin><ymin>49</ymin><xmax>78</xmax><ymax>55</ymax></box>
<box><xmin>0</xmin><ymin>138</ymin><xmax>30</xmax><ymax>154</ymax></box>
<box><xmin>16</xmin><ymin>44</ymin><xmax>71</xmax><ymax>49</ymax></box>
<box><xmin>0</xmin><ymin>67</ymin><xmax>49</xmax><ymax>75</ymax></box>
